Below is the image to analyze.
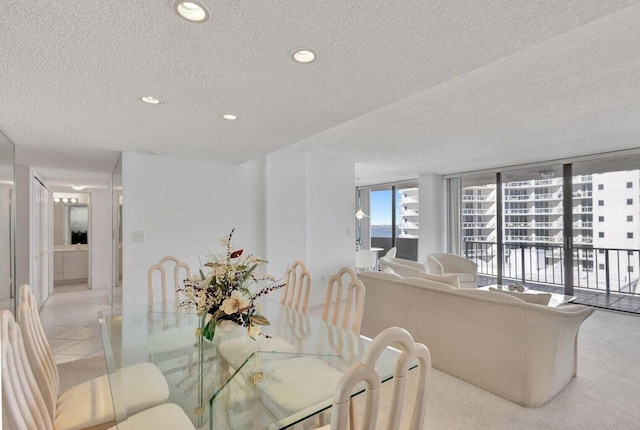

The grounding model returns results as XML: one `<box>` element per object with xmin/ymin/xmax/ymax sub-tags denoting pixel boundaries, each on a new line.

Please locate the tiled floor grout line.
<box><xmin>40</xmin><ymin>286</ymin><xmax>111</xmax><ymax>365</ymax></box>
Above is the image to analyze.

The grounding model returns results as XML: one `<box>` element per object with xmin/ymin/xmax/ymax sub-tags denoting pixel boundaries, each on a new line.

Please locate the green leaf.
<box><xmin>202</xmin><ymin>318</ymin><xmax>216</xmax><ymax>341</ymax></box>
<box><xmin>250</xmin><ymin>315</ymin><xmax>270</xmax><ymax>326</ymax></box>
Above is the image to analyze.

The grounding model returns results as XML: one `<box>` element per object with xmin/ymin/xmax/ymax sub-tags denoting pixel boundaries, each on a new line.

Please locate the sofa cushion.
<box><xmin>416</xmin><ymin>271</ymin><xmax>460</xmax><ymax>288</ymax></box>
<box><xmin>488</xmin><ymin>287</ymin><xmax>552</xmax><ymax>305</ymax></box>
<box><xmin>455</xmin><ymin>288</ymin><xmax>525</xmax><ymax>303</ymax></box>
<box><xmin>451</xmin><ymin>272</ymin><xmax>475</xmax><ymax>283</ymax></box>
<box><xmin>403</xmin><ymin>277</ymin><xmax>456</xmax><ymax>292</ymax></box>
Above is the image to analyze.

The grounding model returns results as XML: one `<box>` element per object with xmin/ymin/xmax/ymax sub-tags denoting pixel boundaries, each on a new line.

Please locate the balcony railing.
<box><xmin>462</xmin><ymin>209</ymin><xmax>492</xmax><ymax>215</ymax></box>
<box><xmin>462</xmin><ymin>195</ymin><xmax>491</xmax><ymax>201</ymax></box>
<box><xmin>462</xmin><ymin>240</ymin><xmax>640</xmax><ymax>295</ymax></box>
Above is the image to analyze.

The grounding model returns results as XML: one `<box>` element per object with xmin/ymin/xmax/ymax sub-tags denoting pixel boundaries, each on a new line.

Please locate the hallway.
<box><xmin>40</xmin><ymin>288</ymin><xmax>111</xmax><ymax>364</ymax></box>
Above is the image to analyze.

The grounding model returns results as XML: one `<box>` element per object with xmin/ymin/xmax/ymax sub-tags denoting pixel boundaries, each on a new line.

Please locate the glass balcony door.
<box><xmin>456</xmin><ymin>153</ymin><xmax>640</xmax><ymax>312</ymax></box>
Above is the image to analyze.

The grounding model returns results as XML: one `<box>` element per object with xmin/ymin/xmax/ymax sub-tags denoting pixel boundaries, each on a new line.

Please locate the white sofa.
<box><xmin>358</xmin><ymin>271</ymin><xmax>595</xmax><ymax>407</ymax></box>
<box><xmin>426</xmin><ymin>253</ymin><xmax>478</xmax><ymax>288</ymax></box>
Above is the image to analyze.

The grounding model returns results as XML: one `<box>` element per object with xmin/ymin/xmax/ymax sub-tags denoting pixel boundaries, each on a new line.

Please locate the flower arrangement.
<box><xmin>180</xmin><ymin>228</ymin><xmax>284</xmax><ymax>341</ymax></box>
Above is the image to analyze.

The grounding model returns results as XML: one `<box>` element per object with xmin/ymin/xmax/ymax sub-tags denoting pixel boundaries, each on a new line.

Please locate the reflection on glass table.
<box><xmin>99</xmin><ymin>299</ymin><xmax>406</xmax><ymax>429</ymax></box>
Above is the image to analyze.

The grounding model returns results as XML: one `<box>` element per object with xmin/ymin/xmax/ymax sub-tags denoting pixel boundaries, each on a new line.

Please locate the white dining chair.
<box><xmin>322</xmin><ymin>266</ymin><xmax>366</xmax><ymax>335</ymax></box>
<box><xmin>281</xmin><ymin>259</ymin><xmax>312</xmax><ymax>313</ymax></box>
<box><xmin>17</xmin><ymin>284</ymin><xmax>170</xmax><ymax>429</ymax></box>
<box><xmin>355</xmin><ymin>250</ymin><xmax>376</xmax><ymax>272</ymax></box>
<box><xmin>146</xmin><ymin>256</ymin><xmax>200</xmax><ymax>356</ymax></box>
<box><xmin>2</xmin><ymin>309</ymin><xmax>196</xmax><ymax>430</ymax></box>
<box><xmin>255</xmin><ymin>302</ymin><xmax>346</xmax><ymax>429</ymax></box>
<box><xmin>317</xmin><ymin>326</ymin><xmax>432</xmax><ymax>430</ymax></box>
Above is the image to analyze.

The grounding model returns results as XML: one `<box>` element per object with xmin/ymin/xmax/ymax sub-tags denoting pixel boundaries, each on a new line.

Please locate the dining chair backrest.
<box><xmin>329</xmin><ymin>327</ymin><xmax>432</xmax><ymax>430</ymax></box>
<box><xmin>18</xmin><ymin>284</ymin><xmax>59</xmax><ymax>420</ymax></box>
<box><xmin>1</xmin><ymin>309</ymin><xmax>54</xmax><ymax>430</ymax></box>
<box><xmin>280</xmin><ymin>259</ymin><xmax>311</xmax><ymax>313</ymax></box>
<box><xmin>148</xmin><ymin>256</ymin><xmax>192</xmax><ymax>305</ymax></box>
<box><xmin>322</xmin><ymin>267</ymin><xmax>366</xmax><ymax>335</ymax></box>
<box><xmin>355</xmin><ymin>250</ymin><xmax>376</xmax><ymax>272</ymax></box>
<box><xmin>385</xmin><ymin>247</ymin><xmax>397</xmax><ymax>258</ymax></box>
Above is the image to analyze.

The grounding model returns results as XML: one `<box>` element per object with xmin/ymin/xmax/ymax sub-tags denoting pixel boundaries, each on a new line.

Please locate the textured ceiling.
<box><xmin>1</xmin><ymin>0</ymin><xmax>640</xmax><ymax>187</ymax></box>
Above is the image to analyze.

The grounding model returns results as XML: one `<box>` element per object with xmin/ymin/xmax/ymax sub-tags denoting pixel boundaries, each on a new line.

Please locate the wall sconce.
<box><xmin>355</xmin><ymin>208</ymin><xmax>369</xmax><ymax>219</ymax></box>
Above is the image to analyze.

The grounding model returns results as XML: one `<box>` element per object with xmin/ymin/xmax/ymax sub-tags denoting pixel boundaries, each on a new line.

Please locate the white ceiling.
<box><xmin>1</xmin><ymin>0</ymin><xmax>640</xmax><ymax>187</ymax></box>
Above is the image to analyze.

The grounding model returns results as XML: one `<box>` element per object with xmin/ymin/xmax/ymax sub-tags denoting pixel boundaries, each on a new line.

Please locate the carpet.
<box><xmin>350</xmin><ymin>308</ymin><xmax>640</xmax><ymax>429</ymax></box>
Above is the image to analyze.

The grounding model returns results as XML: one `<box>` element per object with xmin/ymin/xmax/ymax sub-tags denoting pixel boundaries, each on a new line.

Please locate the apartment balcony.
<box><xmin>463</xmin><ymin>240</ymin><xmax>640</xmax><ymax>299</ymax></box>
<box><xmin>401</xmin><ymin>209</ymin><xmax>419</xmax><ymax>217</ymax></box>
<box><xmin>462</xmin><ymin>209</ymin><xmax>493</xmax><ymax>215</ymax></box>
<box><xmin>533</xmin><ymin>207</ymin><xmax>562</xmax><ymax>214</ymax></box>
<box><xmin>572</xmin><ymin>190</ymin><xmax>593</xmax><ymax>198</ymax></box>
<box><xmin>573</xmin><ymin>175</ymin><xmax>593</xmax><ymax>184</ymax></box>
<box><xmin>401</xmin><ymin>221</ymin><xmax>419</xmax><ymax>229</ymax></box>
<box><xmin>462</xmin><ymin>222</ymin><xmax>493</xmax><ymax>229</ymax></box>
<box><xmin>505</xmin><ymin>222</ymin><xmax>532</xmax><ymax>228</ymax></box>
<box><xmin>400</xmin><ymin>196</ymin><xmax>418</xmax><ymax>204</ymax></box>
<box><xmin>505</xmin><ymin>235</ymin><xmax>533</xmax><ymax>242</ymax></box>
<box><xmin>534</xmin><ymin>193</ymin><xmax>562</xmax><ymax>200</ymax></box>
<box><xmin>462</xmin><ymin>194</ymin><xmax>492</xmax><ymax>201</ymax></box>
<box><xmin>504</xmin><ymin>208</ymin><xmax>531</xmax><ymax>215</ymax></box>
<box><xmin>575</xmin><ymin>237</ymin><xmax>594</xmax><ymax>244</ymax></box>
<box><xmin>504</xmin><ymin>194</ymin><xmax>530</xmax><ymax>201</ymax></box>
<box><xmin>534</xmin><ymin>221</ymin><xmax>563</xmax><ymax>228</ymax></box>
<box><xmin>504</xmin><ymin>180</ymin><xmax>535</xmax><ymax>188</ymax></box>
<box><xmin>574</xmin><ymin>206</ymin><xmax>593</xmax><ymax>214</ymax></box>
<box><xmin>573</xmin><ymin>222</ymin><xmax>593</xmax><ymax>229</ymax></box>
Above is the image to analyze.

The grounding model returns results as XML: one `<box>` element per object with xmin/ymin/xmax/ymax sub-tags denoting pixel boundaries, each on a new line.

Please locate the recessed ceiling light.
<box><xmin>54</xmin><ymin>197</ymin><xmax>60</xmax><ymax>203</ymax></box>
<box><xmin>221</xmin><ymin>114</ymin><xmax>238</xmax><ymax>121</ymax></box>
<box><xmin>291</xmin><ymin>49</ymin><xmax>317</xmax><ymax>64</ymax></box>
<box><xmin>62</xmin><ymin>198</ymin><xmax>69</xmax><ymax>203</ymax></box>
<box><xmin>173</xmin><ymin>1</ymin><xmax>210</xmax><ymax>23</ymax></box>
<box><xmin>71</xmin><ymin>185</ymin><xmax>86</xmax><ymax>191</ymax></box>
<box><xmin>70</xmin><ymin>198</ymin><xmax>78</xmax><ymax>203</ymax></box>
<box><xmin>140</xmin><ymin>96</ymin><xmax>161</xmax><ymax>105</ymax></box>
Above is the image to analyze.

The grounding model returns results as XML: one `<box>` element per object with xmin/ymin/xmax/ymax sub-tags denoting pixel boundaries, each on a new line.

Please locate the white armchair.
<box><xmin>426</xmin><ymin>253</ymin><xmax>478</xmax><ymax>289</ymax></box>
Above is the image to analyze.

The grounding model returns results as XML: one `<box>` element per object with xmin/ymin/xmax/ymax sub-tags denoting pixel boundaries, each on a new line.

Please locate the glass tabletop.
<box><xmin>98</xmin><ymin>299</ymin><xmax>403</xmax><ymax>429</ymax></box>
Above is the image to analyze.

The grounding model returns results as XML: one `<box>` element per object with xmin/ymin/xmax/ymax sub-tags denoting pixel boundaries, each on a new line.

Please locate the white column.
<box><xmin>418</xmin><ymin>173</ymin><xmax>446</xmax><ymax>262</ymax></box>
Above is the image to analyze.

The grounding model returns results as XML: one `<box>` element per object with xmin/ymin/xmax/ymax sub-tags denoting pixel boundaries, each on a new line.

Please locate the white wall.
<box><xmin>121</xmin><ymin>152</ymin><xmax>261</xmax><ymax>306</ymax></box>
<box><xmin>122</xmin><ymin>150</ymin><xmax>355</xmax><ymax>310</ymax></box>
<box><xmin>266</xmin><ymin>148</ymin><xmax>355</xmax><ymax>310</ymax></box>
<box><xmin>418</xmin><ymin>173</ymin><xmax>446</xmax><ymax>262</ymax></box>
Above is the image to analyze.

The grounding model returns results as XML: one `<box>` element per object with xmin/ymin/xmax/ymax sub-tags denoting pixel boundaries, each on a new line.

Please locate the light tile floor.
<box><xmin>40</xmin><ymin>287</ymin><xmax>112</xmax><ymax>364</ymax></box>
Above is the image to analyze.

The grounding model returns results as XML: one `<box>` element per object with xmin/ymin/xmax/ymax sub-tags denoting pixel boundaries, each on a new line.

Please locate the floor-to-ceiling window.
<box><xmin>451</xmin><ymin>151</ymin><xmax>640</xmax><ymax>313</ymax></box>
<box><xmin>357</xmin><ymin>181</ymin><xmax>419</xmax><ymax>260</ymax></box>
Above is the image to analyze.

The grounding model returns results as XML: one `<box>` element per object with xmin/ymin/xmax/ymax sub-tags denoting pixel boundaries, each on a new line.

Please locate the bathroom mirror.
<box><xmin>53</xmin><ymin>193</ymin><xmax>90</xmax><ymax>246</ymax></box>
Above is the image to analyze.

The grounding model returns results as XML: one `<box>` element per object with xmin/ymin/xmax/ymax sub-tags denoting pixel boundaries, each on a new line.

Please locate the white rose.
<box><xmin>221</xmin><ymin>290</ymin><xmax>250</xmax><ymax>315</ymax></box>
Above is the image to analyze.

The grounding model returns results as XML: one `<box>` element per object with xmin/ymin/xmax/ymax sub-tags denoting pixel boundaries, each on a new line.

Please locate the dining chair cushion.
<box><xmin>259</xmin><ymin>356</ymin><xmax>343</xmax><ymax>416</ymax></box>
<box><xmin>218</xmin><ymin>335</ymin><xmax>297</xmax><ymax>369</ymax></box>
<box><xmin>55</xmin><ymin>362</ymin><xmax>170</xmax><ymax>430</ymax></box>
<box><xmin>146</xmin><ymin>324</ymin><xmax>200</xmax><ymax>355</ymax></box>
<box><xmin>107</xmin><ymin>403</ymin><xmax>195</xmax><ymax>430</ymax></box>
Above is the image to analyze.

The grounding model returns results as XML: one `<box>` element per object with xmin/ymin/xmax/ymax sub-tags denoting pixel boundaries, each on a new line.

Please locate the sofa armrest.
<box><xmin>426</xmin><ymin>255</ymin><xmax>445</xmax><ymax>275</ymax></box>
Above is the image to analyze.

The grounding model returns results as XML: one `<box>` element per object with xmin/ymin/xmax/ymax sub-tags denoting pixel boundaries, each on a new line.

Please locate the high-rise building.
<box><xmin>461</xmin><ymin>172</ymin><xmax>640</xmax><ymax>293</ymax></box>
<box><xmin>398</xmin><ymin>187</ymin><xmax>419</xmax><ymax>238</ymax></box>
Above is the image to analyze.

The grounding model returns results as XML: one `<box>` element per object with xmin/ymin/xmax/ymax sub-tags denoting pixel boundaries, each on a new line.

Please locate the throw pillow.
<box><xmin>417</xmin><ymin>271</ymin><xmax>460</xmax><ymax>288</ymax></box>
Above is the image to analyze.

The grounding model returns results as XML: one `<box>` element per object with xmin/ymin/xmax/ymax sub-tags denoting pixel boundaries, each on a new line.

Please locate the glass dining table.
<box><xmin>98</xmin><ymin>299</ymin><xmax>404</xmax><ymax>429</ymax></box>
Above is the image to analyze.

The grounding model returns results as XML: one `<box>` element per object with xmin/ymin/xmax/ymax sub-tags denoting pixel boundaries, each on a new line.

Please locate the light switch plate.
<box><xmin>131</xmin><ymin>231</ymin><xmax>145</xmax><ymax>242</ymax></box>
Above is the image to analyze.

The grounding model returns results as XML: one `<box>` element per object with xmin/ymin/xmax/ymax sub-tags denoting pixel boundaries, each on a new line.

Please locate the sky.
<box><xmin>370</xmin><ymin>189</ymin><xmax>398</xmax><ymax>225</ymax></box>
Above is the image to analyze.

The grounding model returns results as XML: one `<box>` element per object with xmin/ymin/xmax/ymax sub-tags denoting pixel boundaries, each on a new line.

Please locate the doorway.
<box><xmin>53</xmin><ymin>192</ymin><xmax>91</xmax><ymax>293</ymax></box>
